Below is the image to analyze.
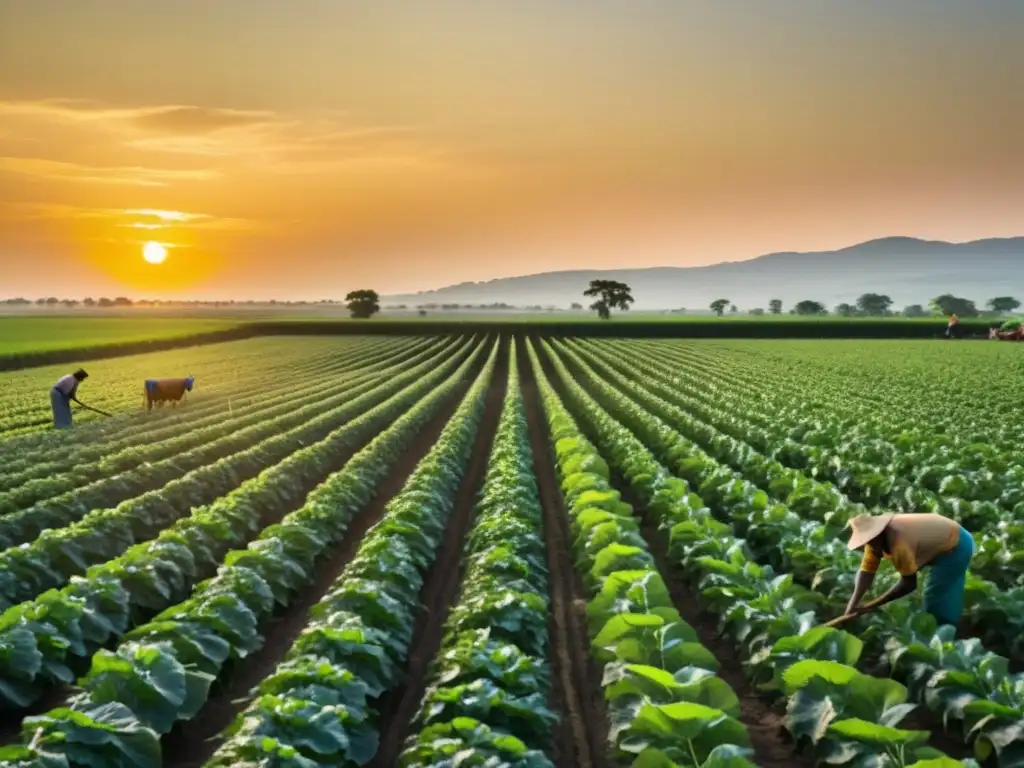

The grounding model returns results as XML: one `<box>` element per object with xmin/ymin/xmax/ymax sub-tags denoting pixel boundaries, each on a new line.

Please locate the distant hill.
<box><xmin>383</xmin><ymin>236</ymin><xmax>1024</xmax><ymax>310</ymax></box>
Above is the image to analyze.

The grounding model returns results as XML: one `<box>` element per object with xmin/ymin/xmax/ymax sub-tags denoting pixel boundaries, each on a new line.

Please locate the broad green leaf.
<box><xmin>827</xmin><ymin>717</ymin><xmax>930</xmax><ymax>747</ymax></box>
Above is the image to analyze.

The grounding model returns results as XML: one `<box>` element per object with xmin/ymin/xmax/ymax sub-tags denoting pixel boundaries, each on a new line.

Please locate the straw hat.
<box><xmin>846</xmin><ymin>513</ymin><xmax>895</xmax><ymax>550</ymax></box>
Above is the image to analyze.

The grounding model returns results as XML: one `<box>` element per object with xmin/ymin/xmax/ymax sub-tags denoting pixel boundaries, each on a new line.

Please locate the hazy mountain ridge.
<box><xmin>383</xmin><ymin>236</ymin><xmax>1024</xmax><ymax>310</ymax></box>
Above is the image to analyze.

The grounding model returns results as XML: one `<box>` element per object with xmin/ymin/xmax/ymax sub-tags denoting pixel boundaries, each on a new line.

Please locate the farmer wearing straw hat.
<box><xmin>827</xmin><ymin>513</ymin><xmax>974</xmax><ymax>629</ymax></box>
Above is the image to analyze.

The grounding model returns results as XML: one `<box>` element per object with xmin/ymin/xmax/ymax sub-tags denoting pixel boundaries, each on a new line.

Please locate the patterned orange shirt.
<box><xmin>860</xmin><ymin>513</ymin><xmax>960</xmax><ymax>576</ymax></box>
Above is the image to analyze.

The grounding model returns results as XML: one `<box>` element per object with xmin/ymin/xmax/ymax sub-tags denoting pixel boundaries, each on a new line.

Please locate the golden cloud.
<box><xmin>0</xmin><ymin>156</ymin><xmax>219</xmax><ymax>186</ymax></box>
<box><xmin>0</xmin><ymin>98</ymin><xmax>441</xmax><ymax>172</ymax></box>
<box><xmin>0</xmin><ymin>202</ymin><xmax>252</xmax><ymax>231</ymax></box>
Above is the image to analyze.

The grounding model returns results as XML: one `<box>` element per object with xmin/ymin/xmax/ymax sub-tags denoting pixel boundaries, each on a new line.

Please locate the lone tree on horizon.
<box><xmin>794</xmin><ymin>299</ymin><xmax>827</xmax><ymax>315</ymax></box>
<box><xmin>710</xmin><ymin>298</ymin><xmax>730</xmax><ymax>317</ymax></box>
<box><xmin>345</xmin><ymin>289</ymin><xmax>381</xmax><ymax>319</ymax></box>
<box><xmin>769</xmin><ymin>298</ymin><xmax>783</xmax><ymax>315</ymax></box>
<box><xmin>584</xmin><ymin>279</ymin><xmax>634</xmax><ymax>320</ymax></box>
<box><xmin>988</xmin><ymin>296</ymin><xmax>1021</xmax><ymax>313</ymax></box>
<box><xmin>856</xmin><ymin>293</ymin><xmax>894</xmax><ymax>316</ymax></box>
<box><xmin>931</xmin><ymin>294</ymin><xmax>978</xmax><ymax>318</ymax></box>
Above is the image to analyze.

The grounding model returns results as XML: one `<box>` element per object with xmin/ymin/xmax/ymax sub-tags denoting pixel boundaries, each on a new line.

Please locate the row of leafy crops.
<box><xmin>399</xmin><ymin>341</ymin><xmax>558</xmax><ymax>766</ymax></box>
<box><xmin>572</xmin><ymin>339</ymin><xmax>1024</xmax><ymax>658</ymax></box>
<box><xmin>0</xmin><ymin>333</ymin><xmax>1015</xmax><ymax>767</ymax></box>
<box><xmin>0</xmin><ymin>338</ymin><xmax>476</xmax><ymax>714</ymax></box>
<box><xmin>0</xmin><ymin>337</ymin><xmax>436</xmax><ymax>520</ymax></box>
<box><xmin>556</xmin><ymin>339</ymin><xmax>1024</xmax><ymax>766</ymax></box>
<box><xmin>0</xmin><ymin>336</ymin><xmax>373</xmax><ymax>436</ymax></box>
<box><xmin>541</xmin><ymin>338</ymin><xmax>980</xmax><ymax>767</ymax></box>
<box><xmin>0</xmin><ymin>340</ymin><xmax>490</xmax><ymax>766</ymax></box>
<box><xmin>0</xmin><ymin>336</ymin><xmax>430</xmax><ymax>495</ymax></box>
<box><xmin>615</xmin><ymin>339</ymin><xmax>1022</xmax><ymax>530</ymax></box>
<box><xmin>527</xmin><ymin>341</ymin><xmax>757</xmax><ymax>767</ymax></box>
<box><xmin>0</xmin><ymin>338</ymin><xmax>471</xmax><ymax>611</ymax></box>
<box><xmin>672</xmin><ymin>341</ymin><xmax>1013</xmax><ymax>512</ymax></box>
<box><xmin>209</xmin><ymin>339</ymin><xmax>499</xmax><ymax>767</ymax></box>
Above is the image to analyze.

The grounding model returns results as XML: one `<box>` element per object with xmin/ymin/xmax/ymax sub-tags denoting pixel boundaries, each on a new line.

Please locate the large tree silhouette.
<box><xmin>794</xmin><ymin>300</ymin><xmax>827</xmax><ymax>315</ymax></box>
<box><xmin>345</xmin><ymin>289</ymin><xmax>381</xmax><ymax>319</ymax></box>
<box><xmin>930</xmin><ymin>294</ymin><xmax>978</xmax><ymax>318</ymax></box>
<box><xmin>856</xmin><ymin>293</ymin><xmax>894</xmax><ymax>316</ymax></box>
<box><xmin>709</xmin><ymin>298</ymin><xmax>730</xmax><ymax>317</ymax></box>
<box><xmin>583</xmin><ymin>280</ymin><xmax>634</xmax><ymax>320</ymax></box>
<box><xmin>988</xmin><ymin>296</ymin><xmax>1021</xmax><ymax>313</ymax></box>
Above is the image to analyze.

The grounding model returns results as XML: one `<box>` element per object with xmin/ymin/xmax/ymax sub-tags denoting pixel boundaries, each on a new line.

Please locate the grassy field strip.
<box><xmin>0</xmin><ymin>317</ymin><xmax>241</xmax><ymax>357</ymax></box>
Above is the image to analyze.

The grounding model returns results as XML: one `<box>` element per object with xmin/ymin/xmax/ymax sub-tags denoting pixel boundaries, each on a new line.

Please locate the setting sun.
<box><xmin>142</xmin><ymin>241</ymin><xmax>168</xmax><ymax>265</ymax></box>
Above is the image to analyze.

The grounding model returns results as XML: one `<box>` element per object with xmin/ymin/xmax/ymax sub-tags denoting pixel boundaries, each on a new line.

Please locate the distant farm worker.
<box><xmin>143</xmin><ymin>376</ymin><xmax>195</xmax><ymax>411</ymax></box>
<box><xmin>945</xmin><ymin>312</ymin><xmax>959</xmax><ymax>339</ymax></box>
<box><xmin>827</xmin><ymin>513</ymin><xmax>974</xmax><ymax>630</ymax></box>
<box><xmin>50</xmin><ymin>369</ymin><xmax>89</xmax><ymax>429</ymax></box>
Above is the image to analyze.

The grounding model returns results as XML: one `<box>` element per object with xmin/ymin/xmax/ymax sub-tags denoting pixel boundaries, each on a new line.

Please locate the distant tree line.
<box><xmin>8</xmin><ymin>287</ymin><xmax>1021</xmax><ymax>322</ymax></box>
<box><xmin>576</xmin><ymin>281</ymin><xmax>1022</xmax><ymax>320</ymax></box>
<box><xmin>710</xmin><ymin>294</ymin><xmax>1020</xmax><ymax>319</ymax></box>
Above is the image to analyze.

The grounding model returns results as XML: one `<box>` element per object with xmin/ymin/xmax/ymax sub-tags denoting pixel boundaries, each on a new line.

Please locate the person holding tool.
<box><xmin>50</xmin><ymin>369</ymin><xmax>89</xmax><ymax>429</ymax></box>
<box><xmin>826</xmin><ymin>512</ymin><xmax>975</xmax><ymax>630</ymax></box>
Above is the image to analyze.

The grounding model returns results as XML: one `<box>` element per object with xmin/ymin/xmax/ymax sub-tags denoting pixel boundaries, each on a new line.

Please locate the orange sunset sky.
<box><xmin>1</xmin><ymin>1</ymin><xmax>1022</xmax><ymax>300</ymax></box>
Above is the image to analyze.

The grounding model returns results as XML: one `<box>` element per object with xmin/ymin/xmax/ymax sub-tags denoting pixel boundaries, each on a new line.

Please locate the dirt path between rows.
<box><xmin>367</xmin><ymin>339</ymin><xmax>509</xmax><ymax>767</ymax></box>
<box><xmin>162</xmin><ymin>350</ymin><xmax>488</xmax><ymax>768</ymax></box>
<box><xmin>520</xmin><ymin>352</ymin><xmax>609</xmax><ymax>768</ymax></box>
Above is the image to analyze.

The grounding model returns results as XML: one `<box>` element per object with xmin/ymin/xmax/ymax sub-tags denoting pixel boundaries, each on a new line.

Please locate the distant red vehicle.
<box><xmin>990</xmin><ymin>327</ymin><xmax>1024</xmax><ymax>341</ymax></box>
<box><xmin>143</xmin><ymin>376</ymin><xmax>195</xmax><ymax>411</ymax></box>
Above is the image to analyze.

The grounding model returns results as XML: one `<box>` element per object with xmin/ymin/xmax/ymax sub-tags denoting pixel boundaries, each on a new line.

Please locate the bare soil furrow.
<box><xmin>520</xmin><ymin>351</ymin><xmax>608</xmax><ymax>768</ymax></box>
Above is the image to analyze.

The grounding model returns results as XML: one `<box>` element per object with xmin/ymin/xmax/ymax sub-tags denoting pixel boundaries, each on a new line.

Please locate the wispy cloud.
<box><xmin>0</xmin><ymin>156</ymin><xmax>219</xmax><ymax>186</ymax></box>
<box><xmin>130</xmin><ymin>106</ymin><xmax>277</xmax><ymax>134</ymax></box>
<box><xmin>0</xmin><ymin>97</ymin><xmax>444</xmax><ymax>172</ymax></box>
<box><xmin>123</xmin><ymin>208</ymin><xmax>208</xmax><ymax>222</ymax></box>
<box><xmin>0</xmin><ymin>202</ymin><xmax>251</xmax><ymax>231</ymax></box>
<box><xmin>0</xmin><ymin>99</ymin><xmax>275</xmax><ymax>132</ymax></box>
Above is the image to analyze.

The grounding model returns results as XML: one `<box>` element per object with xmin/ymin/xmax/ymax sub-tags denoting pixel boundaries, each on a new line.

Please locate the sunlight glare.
<box><xmin>142</xmin><ymin>241</ymin><xmax>168</xmax><ymax>265</ymax></box>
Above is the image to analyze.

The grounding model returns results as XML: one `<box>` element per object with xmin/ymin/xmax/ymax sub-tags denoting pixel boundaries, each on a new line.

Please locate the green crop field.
<box><xmin>0</xmin><ymin>316</ymin><xmax>240</xmax><ymax>356</ymax></box>
<box><xmin>0</xmin><ymin>334</ymin><xmax>1020</xmax><ymax>767</ymax></box>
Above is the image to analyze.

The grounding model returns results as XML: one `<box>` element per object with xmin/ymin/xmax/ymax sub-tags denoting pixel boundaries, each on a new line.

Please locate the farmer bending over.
<box><xmin>832</xmin><ymin>513</ymin><xmax>974</xmax><ymax>629</ymax></box>
<box><xmin>50</xmin><ymin>369</ymin><xmax>88</xmax><ymax>429</ymax></box>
